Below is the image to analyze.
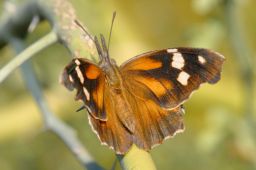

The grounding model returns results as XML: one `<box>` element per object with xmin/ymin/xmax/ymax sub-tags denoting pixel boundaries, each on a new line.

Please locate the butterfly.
<box><xmin>61</xmin><ymin>16</ymin><xmax>225</xmax><ymax>154</ymax></box>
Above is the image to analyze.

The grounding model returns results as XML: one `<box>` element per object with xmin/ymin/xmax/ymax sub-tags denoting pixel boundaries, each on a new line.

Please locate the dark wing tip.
<box><xmin>208</xmin><ymin>73</ymin><xmax>221</xmax><ymax>84</ymax></box>
<box><xmin>199</xmin><ymin>48</ymin><xmax>225</xmax><ymax>84</ymax></box>
<box><xmin>59</xmin><ymin>68</ymin><xmax>75</xmax><ymax>90</ymax></box>
<box><xmin>200</xmin><ymin>48</ymin><xmax>225</xmax><ymax>61</ymax></box>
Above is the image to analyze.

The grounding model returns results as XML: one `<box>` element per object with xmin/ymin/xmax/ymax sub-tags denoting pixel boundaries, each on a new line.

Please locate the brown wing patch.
<box><xmin>124</xmin><ymin>87</ymin><xmax>184</xmax><ymax>150</ymax></box>
<box><xmin>88</xmin><ymin>84</ymin><xmax>184</xmax><ymax>154</ymax></box>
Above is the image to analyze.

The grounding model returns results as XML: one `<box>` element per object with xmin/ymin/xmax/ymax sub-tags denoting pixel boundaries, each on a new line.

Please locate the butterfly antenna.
<box><xmin>74</xmin><ymin>19</ymin><xmax>94</xmax><ymax>41</ymax></box>
<box><xmin>107</xmin><ymin>11</ymin><xmax>116</xmax><ymax>53</ymax></box>
<box><xmin>94</xmin><ymin>36</ymin><xmax>104</xmax><ymax>61</ymax></box>
<box><xmin>100</xmin><ymin>34</ymin><xmax>111</xmax><ymax>63</ymax></box>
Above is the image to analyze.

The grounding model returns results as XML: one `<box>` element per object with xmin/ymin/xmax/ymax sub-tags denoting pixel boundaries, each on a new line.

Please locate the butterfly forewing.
<box><xmin>61</xmin><ymin>58</ymin><xmax>106</xmax><ymax>120</ymax></box>
<box><xmin>120</xmin><ymin>48</ymin><xmax>225</xmax><ymax>109</ymax></box>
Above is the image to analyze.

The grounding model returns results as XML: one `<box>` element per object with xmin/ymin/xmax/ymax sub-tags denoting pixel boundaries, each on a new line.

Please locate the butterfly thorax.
<box><xmin>100</xmin><ymin>58</ymin><xmax>136</xmax><ymax>133</ymax></box>
<box><xmin>95</xmin><ymin>35</ymin><xmax>124</xmax><ymax>92</ymax></box>
<box><xmin>95</xmin><ymin>35</ymin><xmax>135</xmax><ymax>132</ymax></box>
<box><xmin>100</xmin><ymin>58</ymin><xmax>122</xmax><ymax>92</ymax></box>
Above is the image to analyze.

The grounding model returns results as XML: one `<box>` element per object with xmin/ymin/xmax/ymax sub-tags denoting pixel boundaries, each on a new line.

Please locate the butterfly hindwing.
<box><xmin>61</xmin><ymin>58</ymin><xmax>106</xmax><ymax>120</ymax></box>
<box><xmin>88</xmin><ymin>86</ymin><xmax>133</xmax><ymax>154</ymax></box>
<box><xmin>123</xmin><ymin>87</ymin><xmax>185</xmax><ymax>150</ymax></box>
<box><xmin>120</xmin><ymin>48</ymin><xmax>225</xmax><ymax>109</ymax></box>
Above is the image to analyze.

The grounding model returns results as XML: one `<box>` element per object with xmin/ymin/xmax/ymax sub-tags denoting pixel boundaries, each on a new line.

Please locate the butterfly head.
<box><xmin>73</xmin><ymin>13</ymin><xmax>121</xmax><ymax>88</ymax></box>
<box><xmin>91</xmin><ymin>34</ymin><xmax>122</xmax><ymax>88</ymax></box>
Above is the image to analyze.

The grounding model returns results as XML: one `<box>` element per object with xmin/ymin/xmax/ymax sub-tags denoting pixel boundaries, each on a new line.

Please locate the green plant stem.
<box><xmin>118</xmin><ymin>145</ymin><xmax>157</xmax><ymax>170</ymax></box>
<box><xmin>0</xmin><ymin>31</ymin><xmax>57</xmax><ymax>83</ymax></box>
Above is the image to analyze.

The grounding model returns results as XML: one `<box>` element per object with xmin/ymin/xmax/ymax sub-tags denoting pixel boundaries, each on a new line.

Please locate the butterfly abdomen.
<box><xmin>106</xmin><ymin>83</ymin><xmax>136</xmax><ymax>133</ymax></box>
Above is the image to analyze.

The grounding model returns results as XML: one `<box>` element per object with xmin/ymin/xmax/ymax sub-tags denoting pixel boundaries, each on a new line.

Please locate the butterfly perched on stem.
<box><xmin>61</xmin><ymin>13</ymin><xmax>225</xmax><ymax>154</ymax></box>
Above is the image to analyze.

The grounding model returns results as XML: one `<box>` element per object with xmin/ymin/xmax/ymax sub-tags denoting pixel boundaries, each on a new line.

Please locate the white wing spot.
<box><xmin>198</xmin><ymin>55</ymin><xmax>206</xmax><ymax>64</ymax></box>
<box><xmin>171</xmin><ymin>53</ymin><xmax>185</xmax><ymax>70</ymax></box>
<box><xmin>167</xmin><ymin>48</ymin><xmax>178</xmax><ymax>53</ymax></box>
<box><xmin>83</xmin><ymin>87</ymin><xmax>90</xmax><ymax>101</ymax></box>
<box><xmin>75</xmin><ymin>59</ymin><xmax>81</xmax><ymax>66</ymax></box>
<box><xmin>69</xmin><ymin>75</ymin><xmax>74</xmax><ymax>83</ymax></box>
<box><xmin>75</xmin><ymin>66</ymin><xmax>84</xmax><ymax>84</ymax></box>
<box><xmin>177</xmin><ymin>71</ymin><xmax>190</xmax><ymax>86</ymax></box>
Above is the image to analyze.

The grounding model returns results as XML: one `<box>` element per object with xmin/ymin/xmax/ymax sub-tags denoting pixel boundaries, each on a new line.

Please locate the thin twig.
<box><xmin>0</xmin><ymin>31</ymin><xmax>57</xmax><ymax>83</ymax></box>
<box><xmin>8</xmin><ymin>37</ymin><xmax>103</xmax><ymax>170</ymax></box>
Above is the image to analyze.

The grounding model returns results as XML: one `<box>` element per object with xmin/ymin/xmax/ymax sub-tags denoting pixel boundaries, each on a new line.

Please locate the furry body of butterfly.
<box><xmin>61</xmin><ymin>37</ymin><xmax>225</xmax><ymax>154</ymax></box>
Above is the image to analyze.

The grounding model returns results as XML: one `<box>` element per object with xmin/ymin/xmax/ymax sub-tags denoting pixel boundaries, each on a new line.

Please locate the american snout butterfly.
<box><xmin>61</xmin><ymin>13</ymin><xmax>225</xmax><ymax>154</ymax></box>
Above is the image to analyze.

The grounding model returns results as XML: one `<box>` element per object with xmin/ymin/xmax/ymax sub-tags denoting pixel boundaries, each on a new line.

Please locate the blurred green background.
<box><xmin>0</xmin><ymin>0</ymin><xmax>256</xmax><ymax>170</ymax></box>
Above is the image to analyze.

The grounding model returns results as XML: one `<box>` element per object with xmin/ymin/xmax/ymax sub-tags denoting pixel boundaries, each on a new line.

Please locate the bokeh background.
<box><xmin>0</xmin><ymin>0</ymin><xmax>256</xmax><ymax>170</ymax></box>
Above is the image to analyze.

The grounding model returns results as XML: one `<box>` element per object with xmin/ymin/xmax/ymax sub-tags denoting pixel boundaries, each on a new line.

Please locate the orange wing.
<box><xmin>61</xmin><ymin>58</ymin><xmax>106</xmax><ymax>120</ymax></box>
<box><xmin>120</xmin><ymin>48</ymin><xmax>225</xmax><ymax>109</ymax></box>
<box><xmin>117</xmin><ymin>48</ymin><xmax>224</xmax><ymax>151</ymax></box>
